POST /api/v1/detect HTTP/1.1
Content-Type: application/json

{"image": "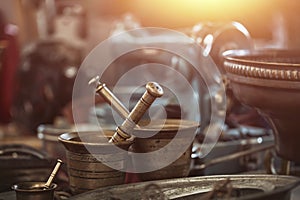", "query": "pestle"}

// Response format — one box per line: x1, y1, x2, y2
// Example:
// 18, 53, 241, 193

89, 76, 130, 121
44, 159, 63, 188
109, 82, 164, 143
